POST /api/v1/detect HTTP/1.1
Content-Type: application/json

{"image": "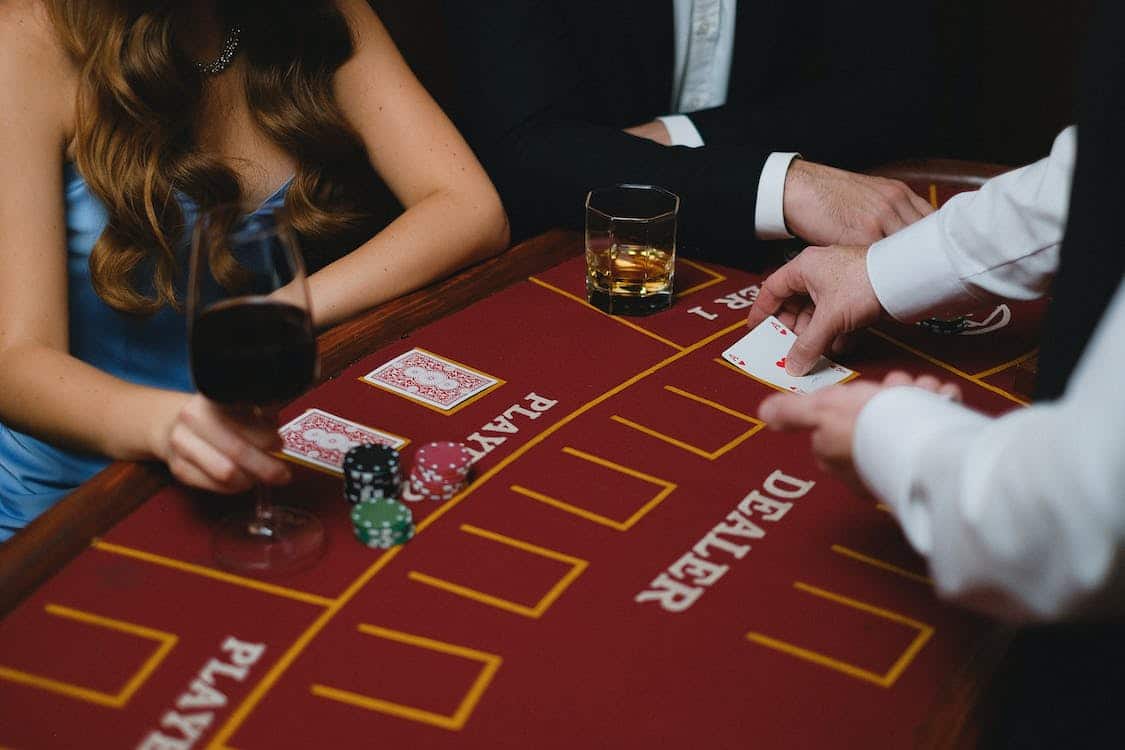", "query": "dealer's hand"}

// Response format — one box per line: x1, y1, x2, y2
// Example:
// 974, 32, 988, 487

758, 372, 962, 493
747, 244, 884, 375
783, 160, 934, 246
